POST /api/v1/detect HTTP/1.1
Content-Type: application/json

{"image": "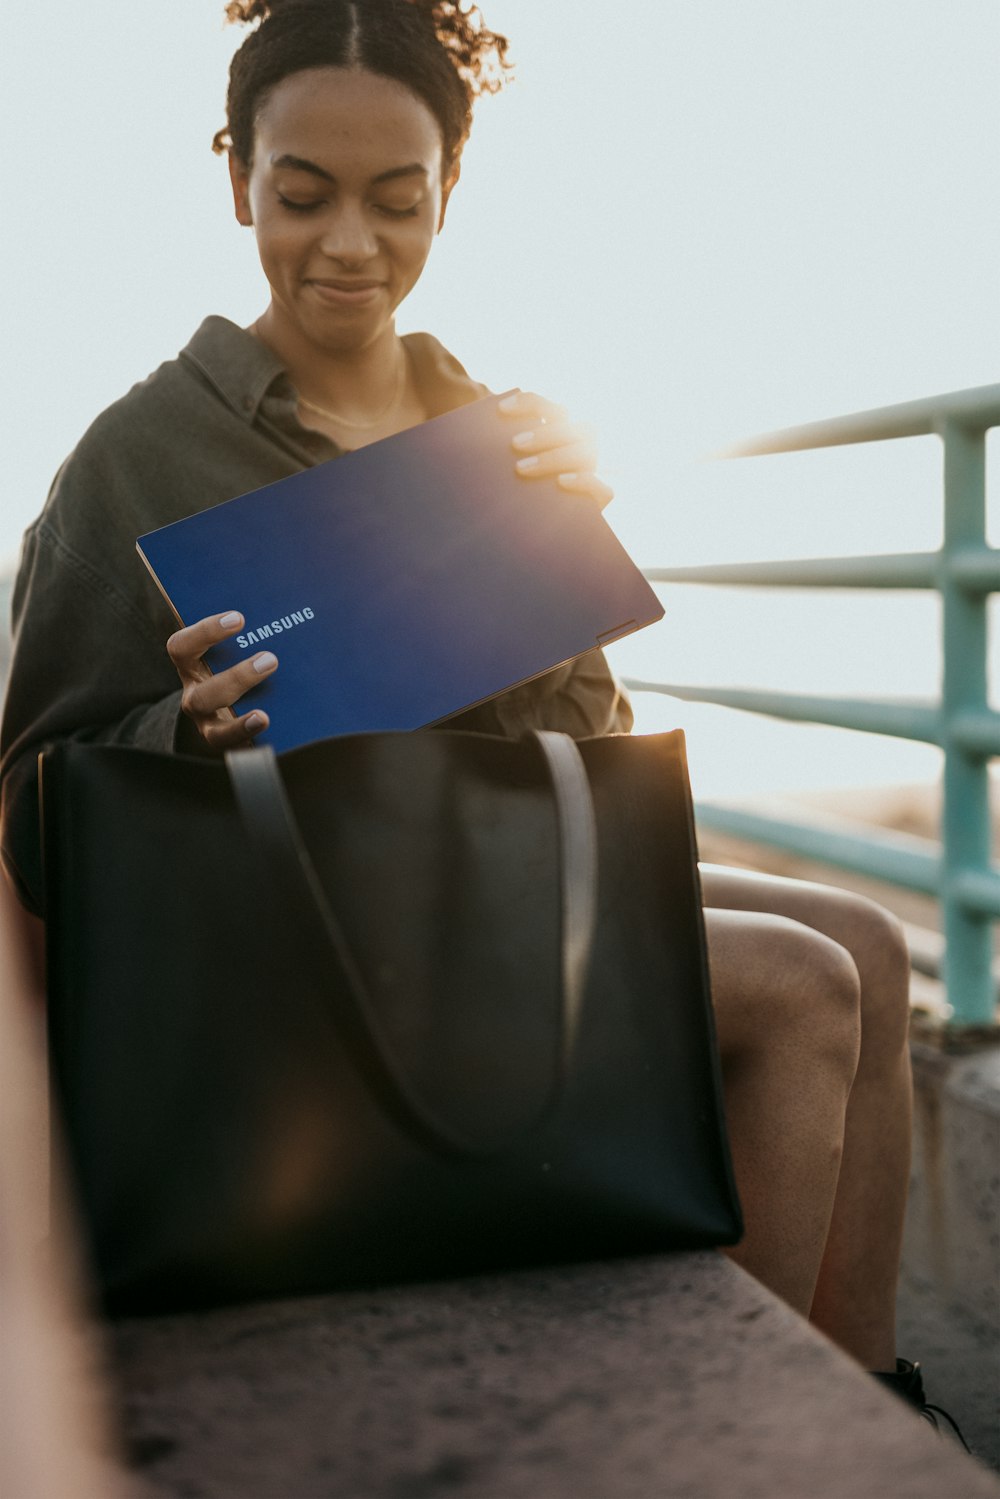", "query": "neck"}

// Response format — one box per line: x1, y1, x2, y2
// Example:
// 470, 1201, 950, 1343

252, 305, 403, 423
